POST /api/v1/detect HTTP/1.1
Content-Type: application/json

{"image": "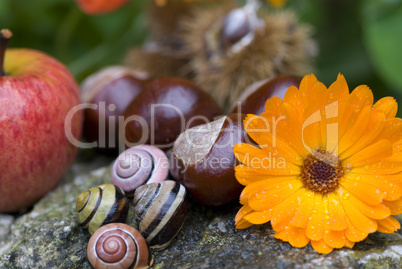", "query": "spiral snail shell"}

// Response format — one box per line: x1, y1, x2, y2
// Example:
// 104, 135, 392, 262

87, 223, 153, 269
132, 180, 190, 251
112, 145, 169, 197
76, 184, 129, 234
